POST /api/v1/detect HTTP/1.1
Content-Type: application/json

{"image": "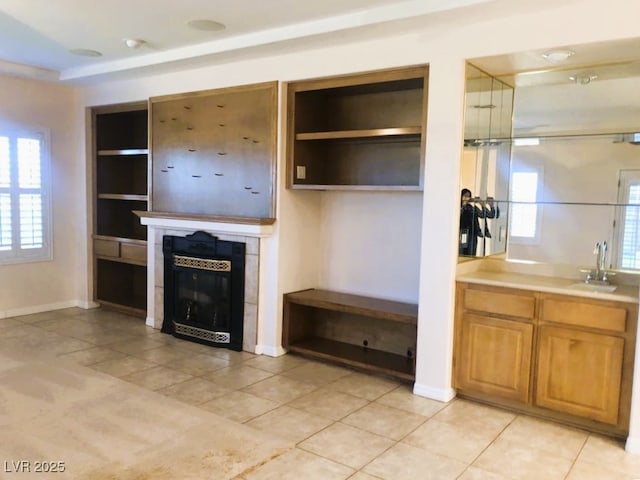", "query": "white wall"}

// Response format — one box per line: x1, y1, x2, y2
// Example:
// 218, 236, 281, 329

76, 0, 640, 448
318, 191, 423, 303
0, 75, 87, 316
